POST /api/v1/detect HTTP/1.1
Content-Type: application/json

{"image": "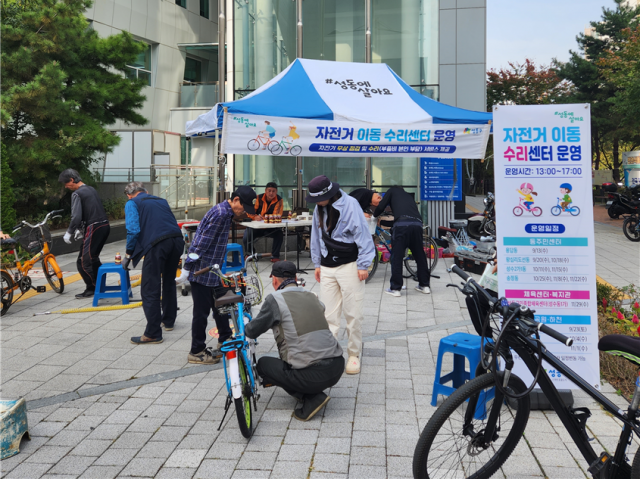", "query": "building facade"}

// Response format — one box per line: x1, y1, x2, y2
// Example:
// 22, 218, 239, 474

88, 0, 486, 214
